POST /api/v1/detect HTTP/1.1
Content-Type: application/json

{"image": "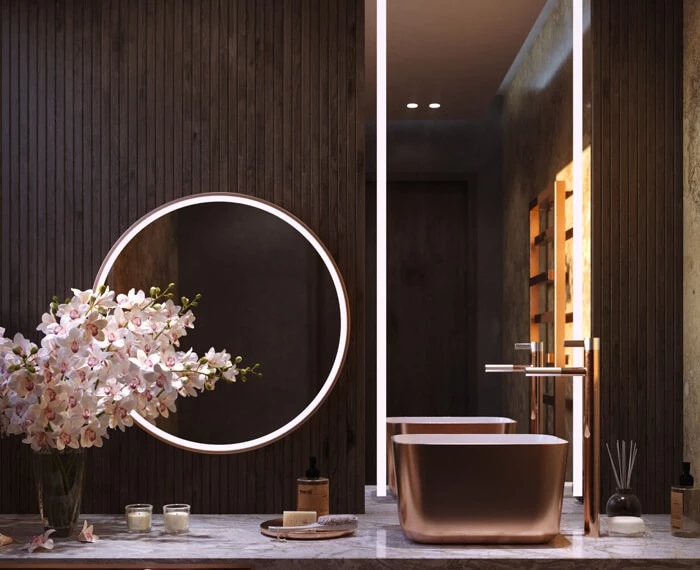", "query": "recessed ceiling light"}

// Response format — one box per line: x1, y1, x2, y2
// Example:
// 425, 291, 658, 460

406, 103, 418, 109
429, 103, 441, 109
